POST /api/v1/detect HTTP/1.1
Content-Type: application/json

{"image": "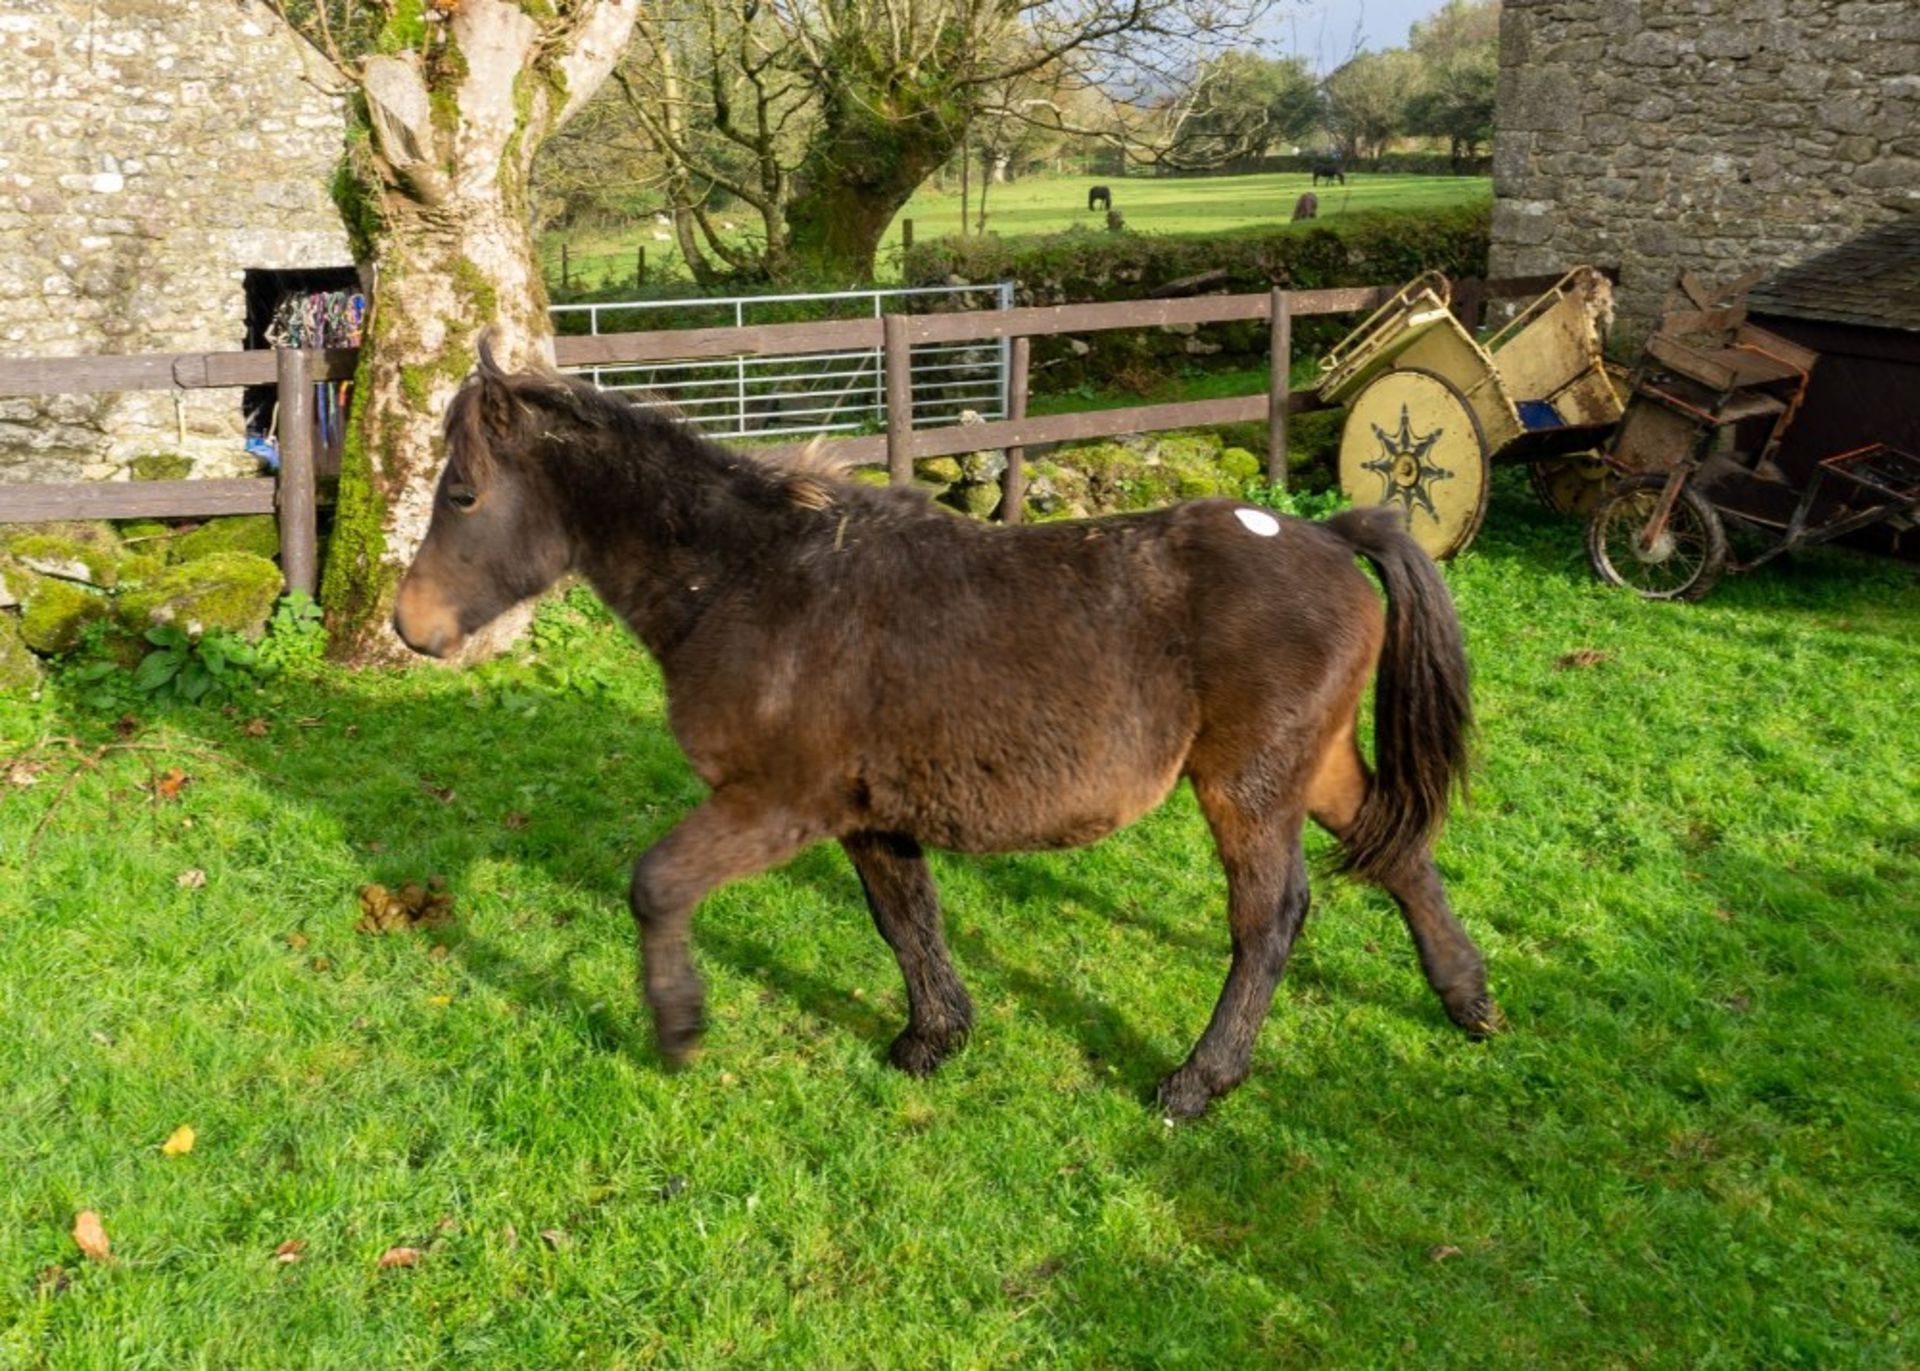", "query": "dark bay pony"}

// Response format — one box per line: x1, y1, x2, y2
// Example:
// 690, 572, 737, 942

395, 345, 1499, 1119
